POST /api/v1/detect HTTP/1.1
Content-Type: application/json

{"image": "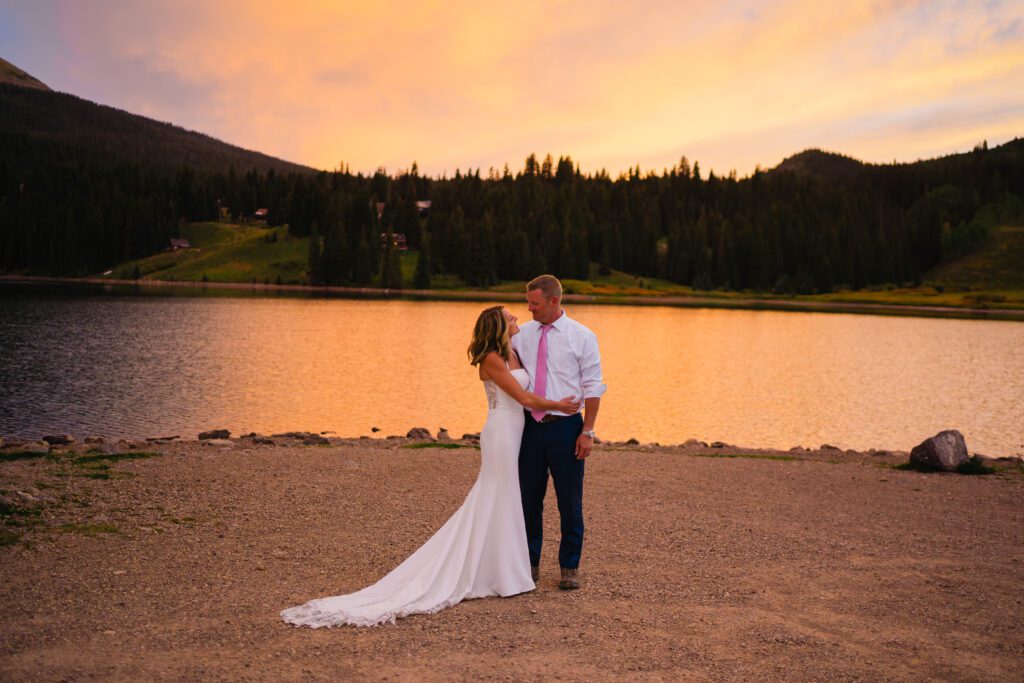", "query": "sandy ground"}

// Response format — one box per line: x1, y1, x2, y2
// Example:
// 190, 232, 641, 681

1, 436, 1022, 682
